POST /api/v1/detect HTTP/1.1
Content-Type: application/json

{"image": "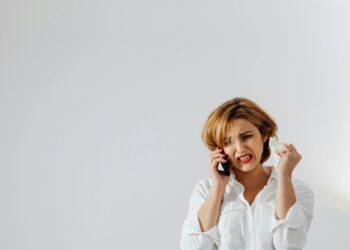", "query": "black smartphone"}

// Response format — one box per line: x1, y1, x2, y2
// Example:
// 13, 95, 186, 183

217, 147, 231, 176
